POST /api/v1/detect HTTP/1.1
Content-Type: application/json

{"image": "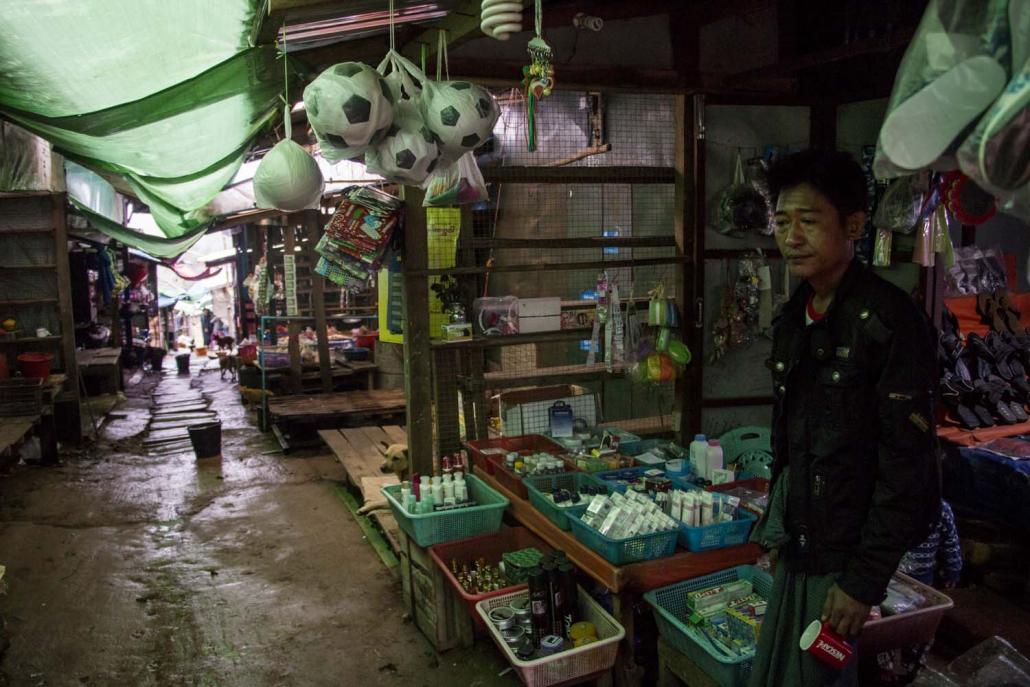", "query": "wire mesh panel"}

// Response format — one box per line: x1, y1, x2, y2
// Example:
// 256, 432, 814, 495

432, 90, 683, 452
